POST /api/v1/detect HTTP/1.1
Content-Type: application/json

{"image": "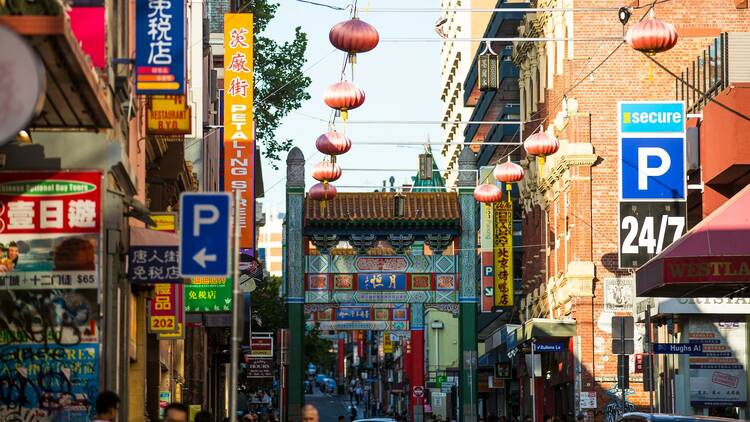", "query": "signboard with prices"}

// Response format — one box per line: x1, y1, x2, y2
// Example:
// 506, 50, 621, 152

493, 201, 513, 307
223, 13, 255, 250
688, 319, 747, 407
618, 101, 687, 269
0, 171, 102, 420
135, 0, 185, 94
